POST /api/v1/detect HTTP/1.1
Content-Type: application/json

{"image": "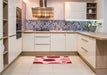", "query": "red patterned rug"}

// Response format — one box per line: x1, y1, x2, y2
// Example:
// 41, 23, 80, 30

33, 56, 72, 64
